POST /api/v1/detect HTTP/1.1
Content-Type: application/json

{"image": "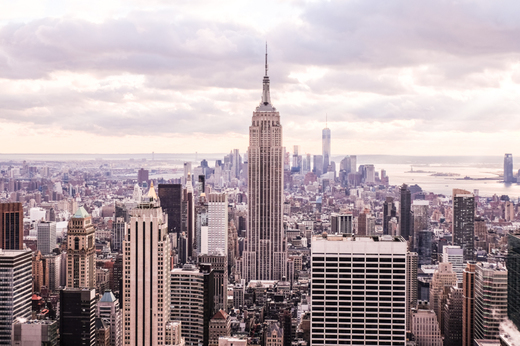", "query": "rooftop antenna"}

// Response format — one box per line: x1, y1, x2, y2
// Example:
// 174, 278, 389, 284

265, 42, 268, 76
326, 114, 328, 128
